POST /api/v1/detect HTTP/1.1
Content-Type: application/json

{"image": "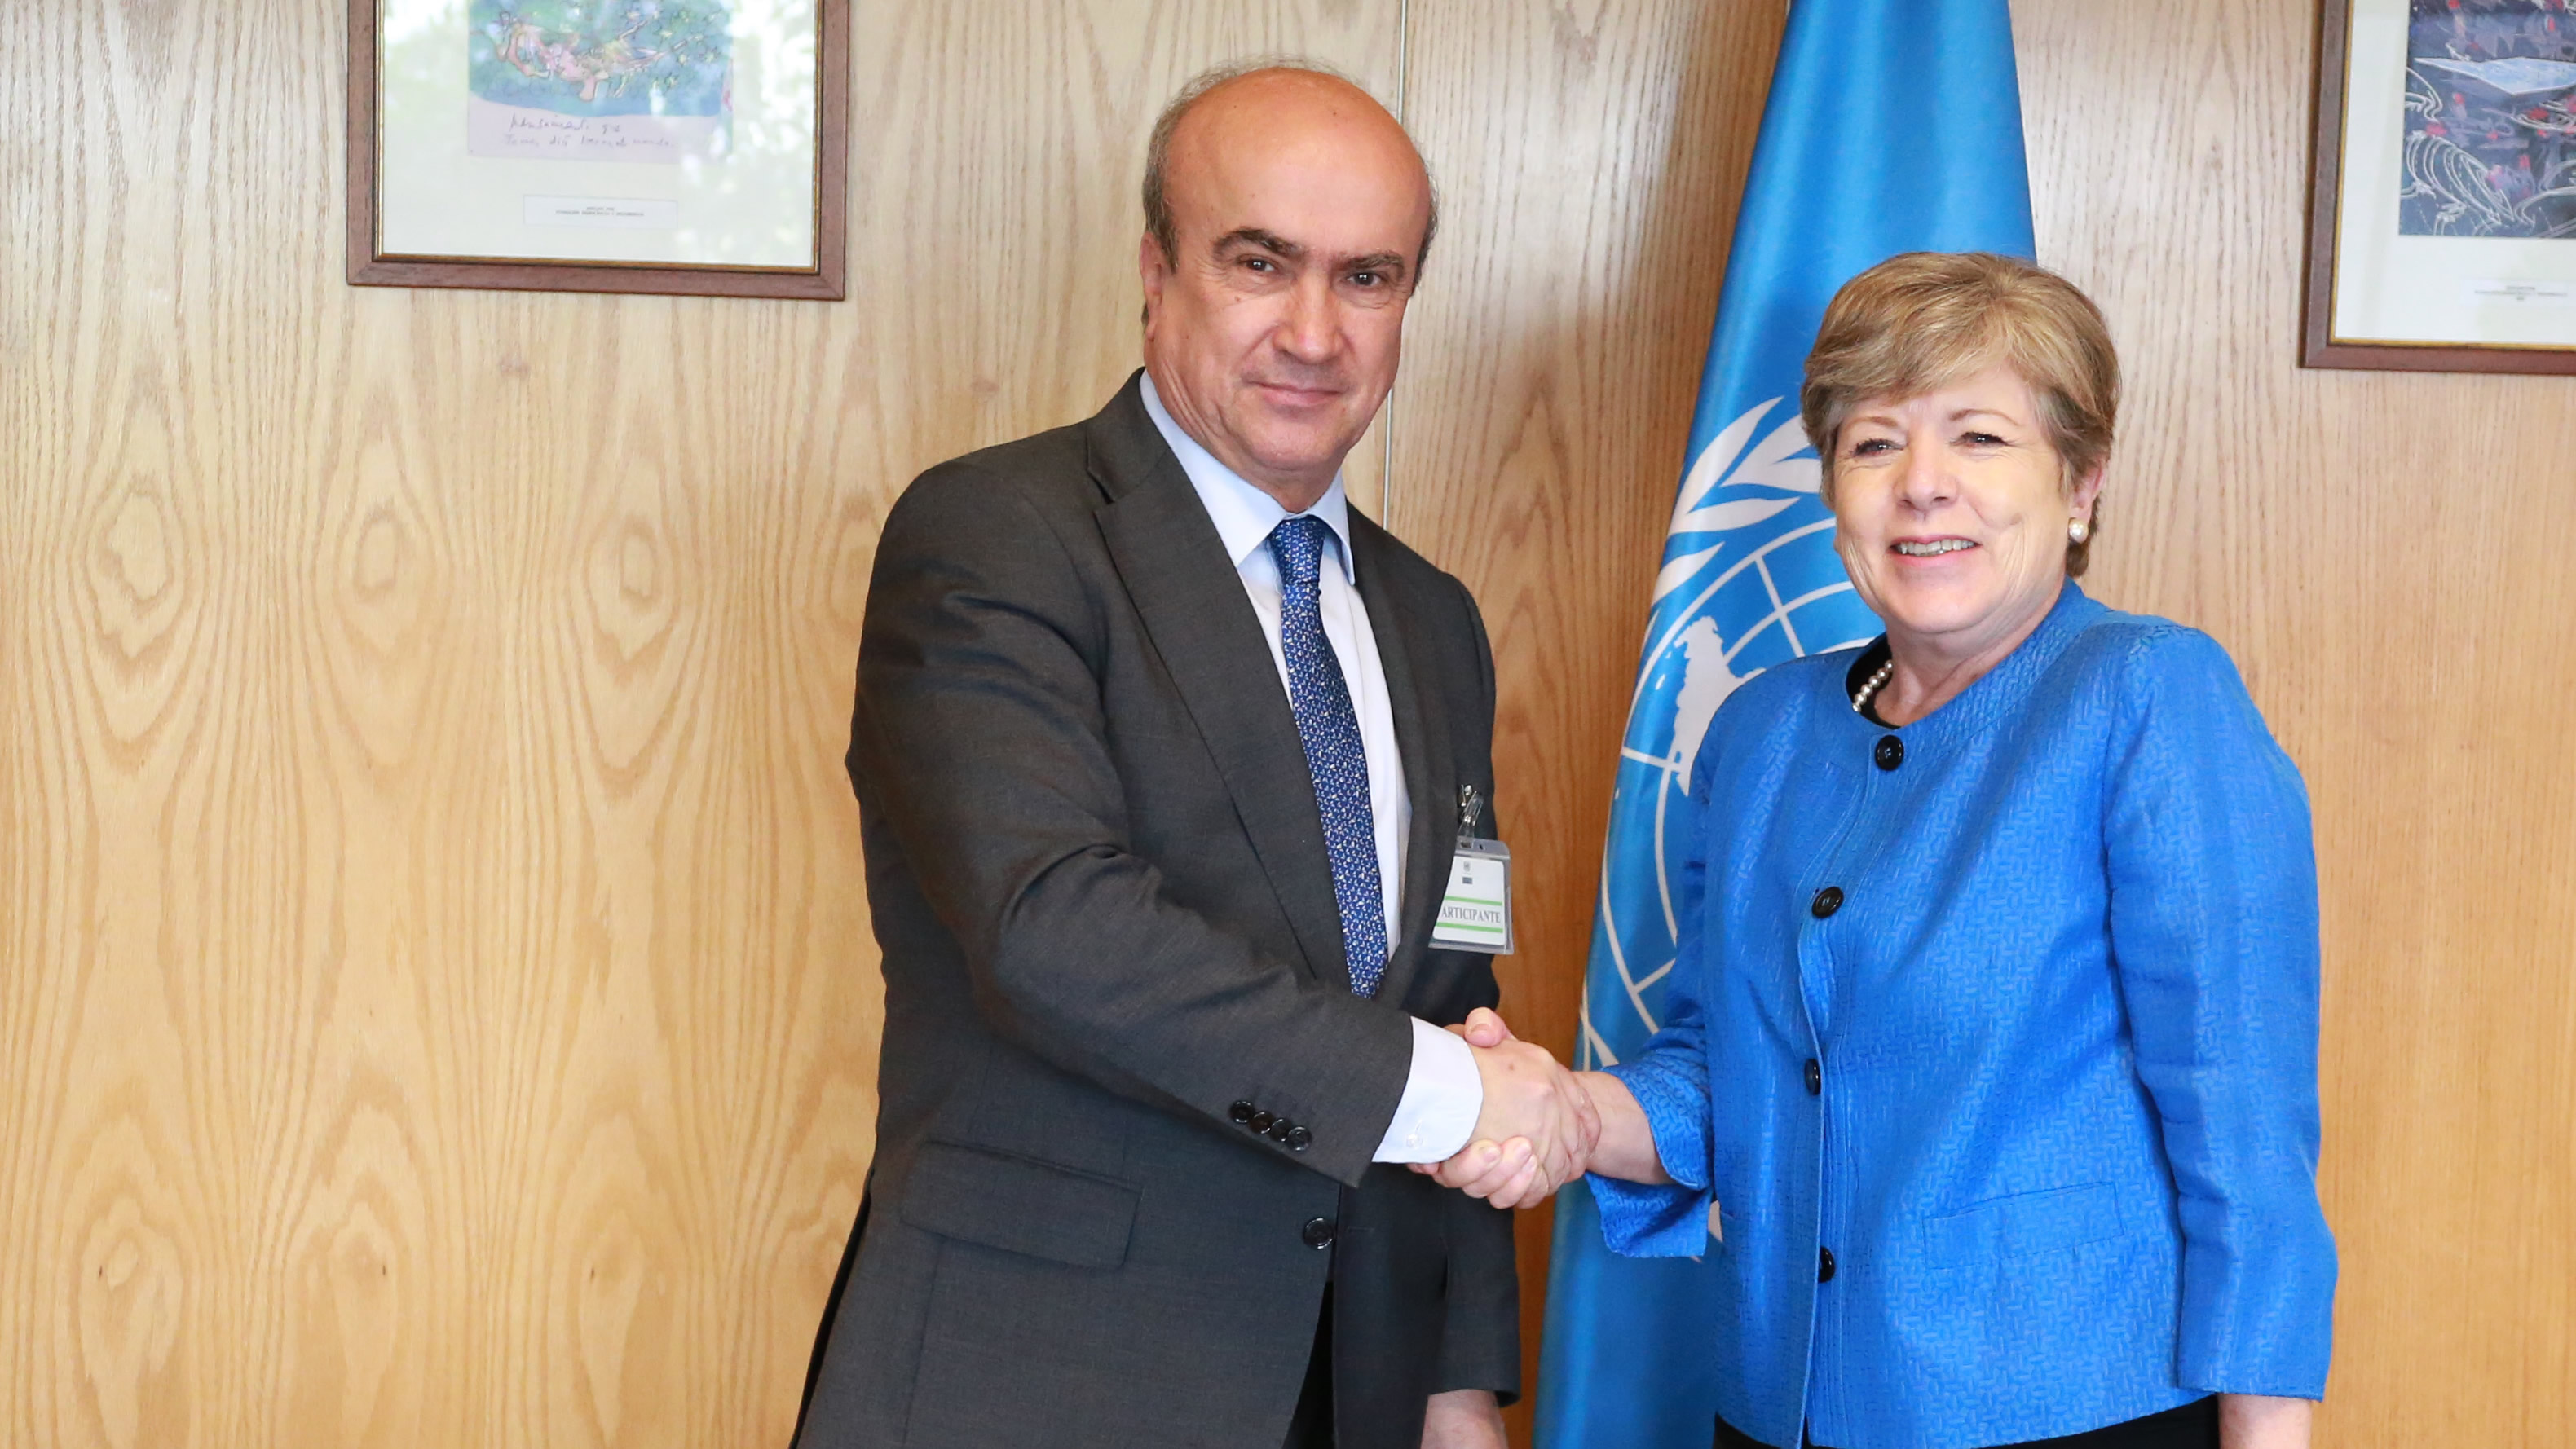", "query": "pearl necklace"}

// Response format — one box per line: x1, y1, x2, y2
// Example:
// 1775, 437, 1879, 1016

1851, 656, 1896, 716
